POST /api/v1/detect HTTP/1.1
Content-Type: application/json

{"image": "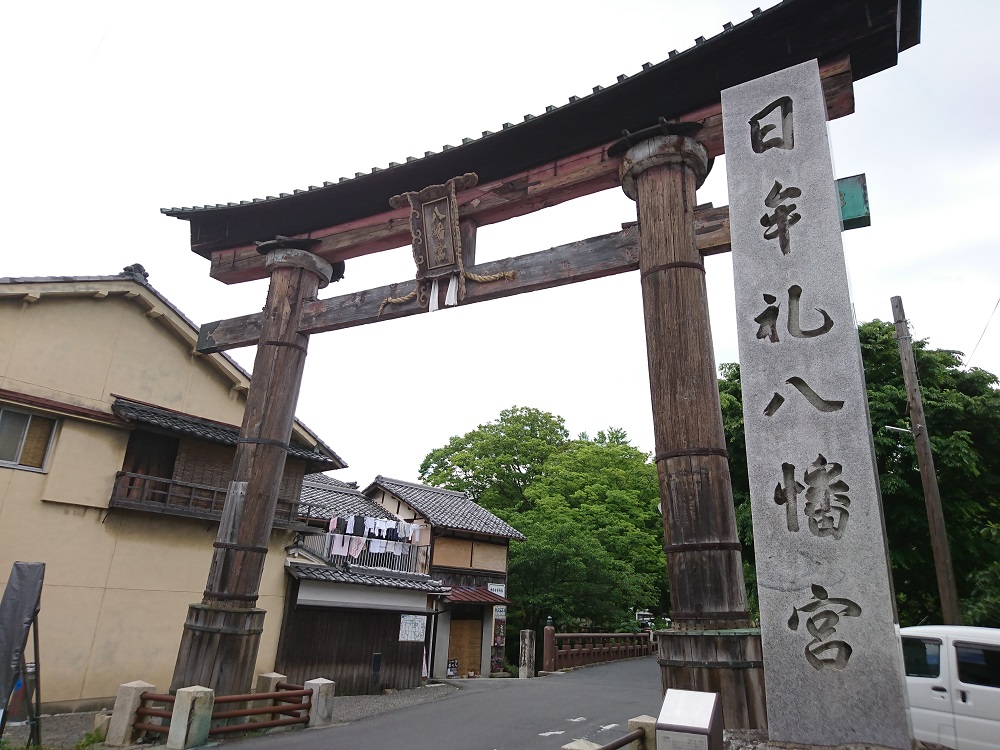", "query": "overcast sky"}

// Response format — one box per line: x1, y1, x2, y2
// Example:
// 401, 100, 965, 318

3, 1, 998, 485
